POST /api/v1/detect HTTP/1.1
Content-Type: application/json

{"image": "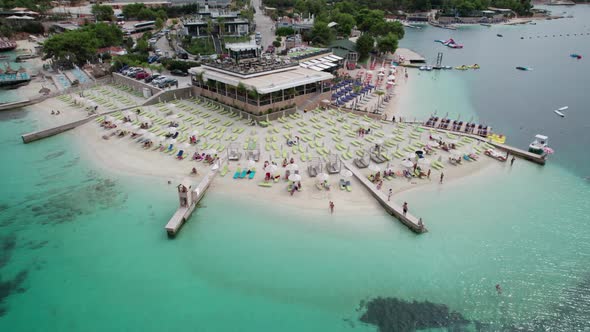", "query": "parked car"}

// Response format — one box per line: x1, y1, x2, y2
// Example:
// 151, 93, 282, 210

158, 78, 178, 88
170, 69, 188, 76
151, 75, 167, 85
144, 73, 160, 83
131, 70, 147, 78
135, 71, 150, 80
126, 68, 142, 77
